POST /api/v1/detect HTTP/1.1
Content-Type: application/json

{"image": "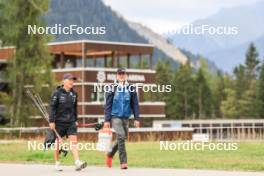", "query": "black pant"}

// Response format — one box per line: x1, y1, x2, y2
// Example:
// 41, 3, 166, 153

55, 122, 77, 138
